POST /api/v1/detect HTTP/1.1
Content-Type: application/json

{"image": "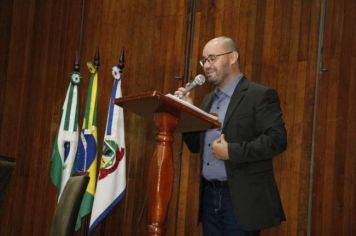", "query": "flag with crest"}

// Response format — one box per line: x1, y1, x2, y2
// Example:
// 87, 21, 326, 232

89, 57, 126, 233
50, 63, 81, 199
